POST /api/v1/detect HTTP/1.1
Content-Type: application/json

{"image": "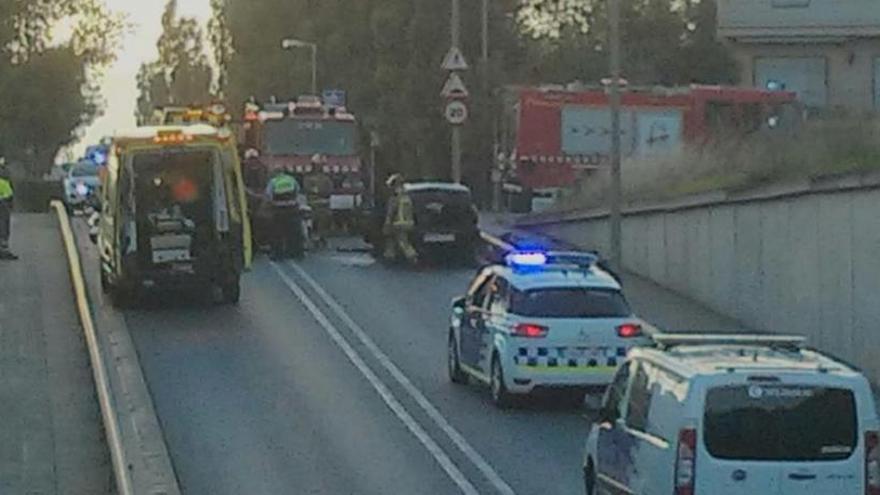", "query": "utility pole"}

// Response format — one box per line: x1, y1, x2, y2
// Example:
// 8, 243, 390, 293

608, 0, 623, 270
481, 0, 489, 93
482, 0, 498, 209
310, 43, 317, 95
370, 131, 380, 204
451, 0, 462, 183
